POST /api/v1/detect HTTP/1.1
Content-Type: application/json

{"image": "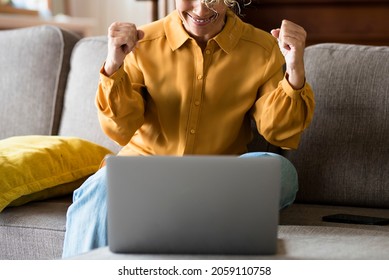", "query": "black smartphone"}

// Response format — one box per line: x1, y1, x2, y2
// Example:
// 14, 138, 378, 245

322, 213, 389, 225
